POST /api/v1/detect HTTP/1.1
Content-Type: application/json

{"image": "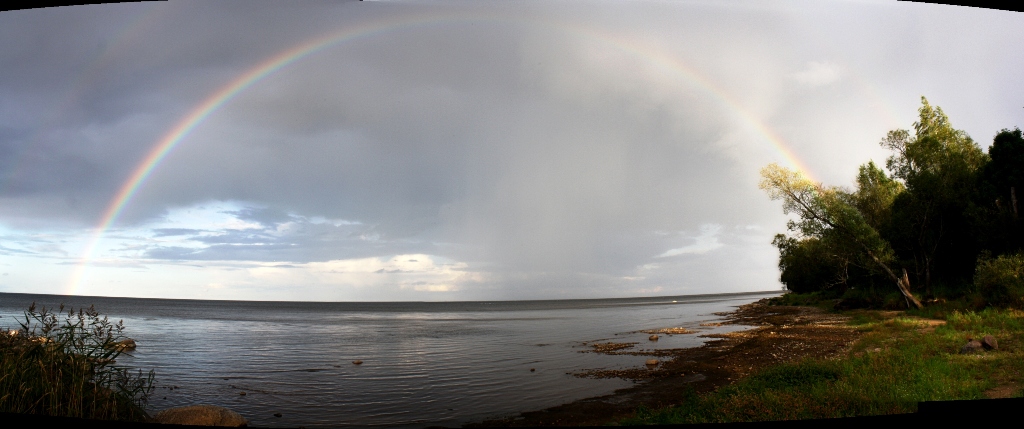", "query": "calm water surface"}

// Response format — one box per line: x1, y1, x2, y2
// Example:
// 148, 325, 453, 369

0, 291, 780, 428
